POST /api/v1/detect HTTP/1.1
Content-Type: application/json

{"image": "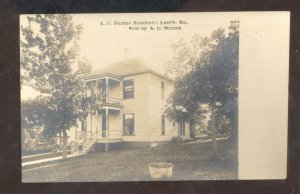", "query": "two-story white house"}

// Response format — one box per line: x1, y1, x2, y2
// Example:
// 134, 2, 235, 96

69, 58, 190, 153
